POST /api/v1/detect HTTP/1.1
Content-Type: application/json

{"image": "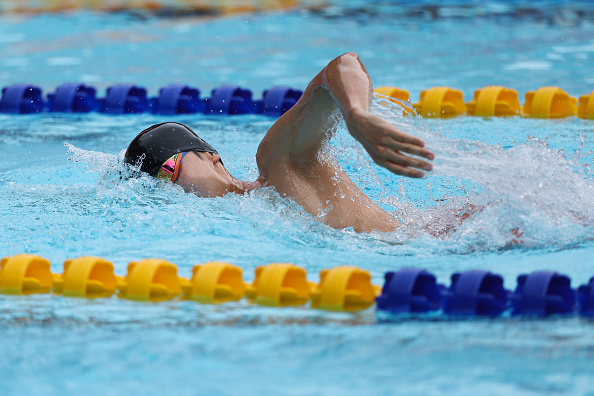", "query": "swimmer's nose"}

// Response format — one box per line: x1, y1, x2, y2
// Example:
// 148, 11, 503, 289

212, 153, 225, 167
